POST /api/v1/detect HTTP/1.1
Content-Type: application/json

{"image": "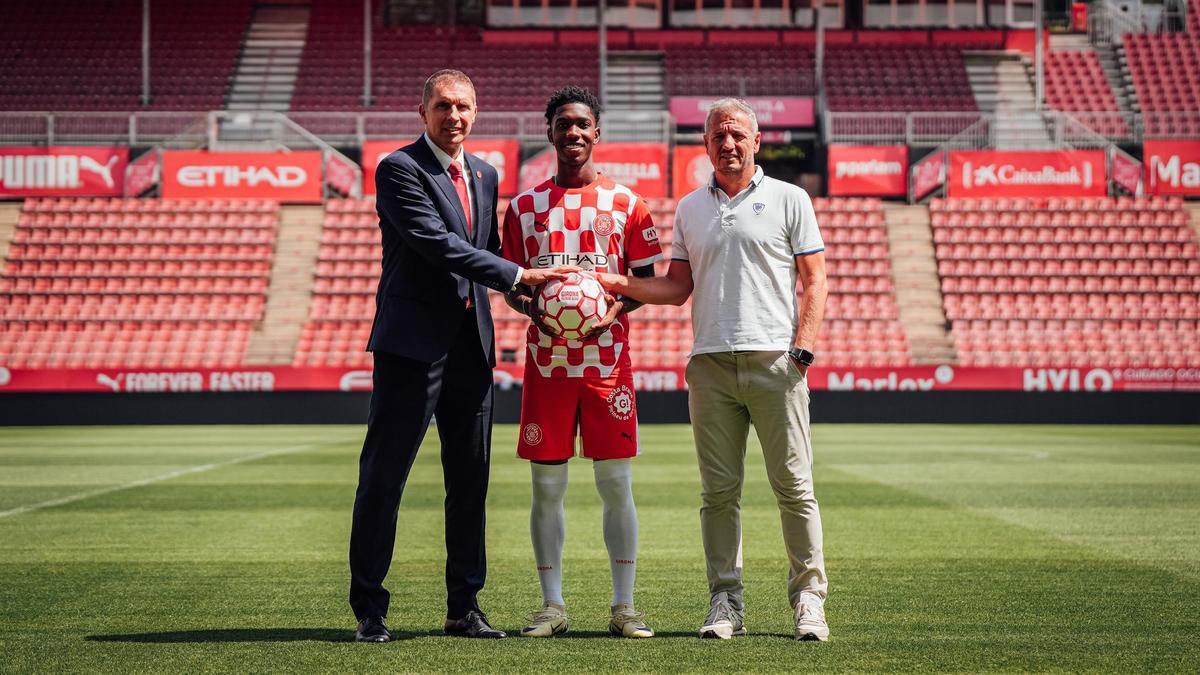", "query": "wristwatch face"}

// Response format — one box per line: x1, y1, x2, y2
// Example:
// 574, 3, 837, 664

791, 348, 815, 366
